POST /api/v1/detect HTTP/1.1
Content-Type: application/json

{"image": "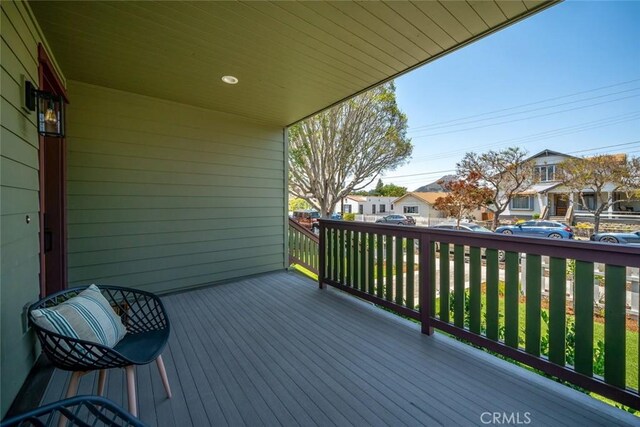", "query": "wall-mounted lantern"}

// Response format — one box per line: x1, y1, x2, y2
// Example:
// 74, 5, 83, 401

24, 80, 65, 138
